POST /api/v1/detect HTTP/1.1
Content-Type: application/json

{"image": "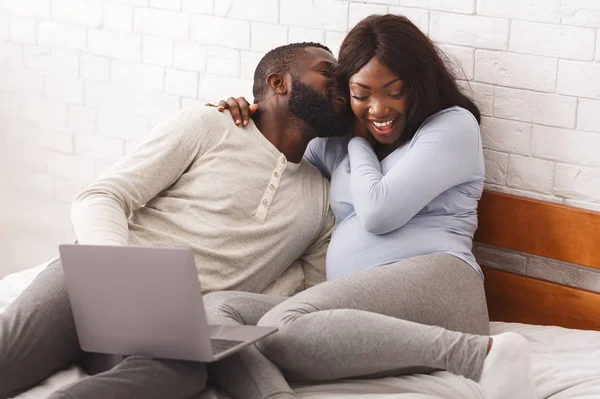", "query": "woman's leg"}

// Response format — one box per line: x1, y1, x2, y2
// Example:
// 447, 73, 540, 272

257, 254, 490, 381
203, 291, 295, 399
